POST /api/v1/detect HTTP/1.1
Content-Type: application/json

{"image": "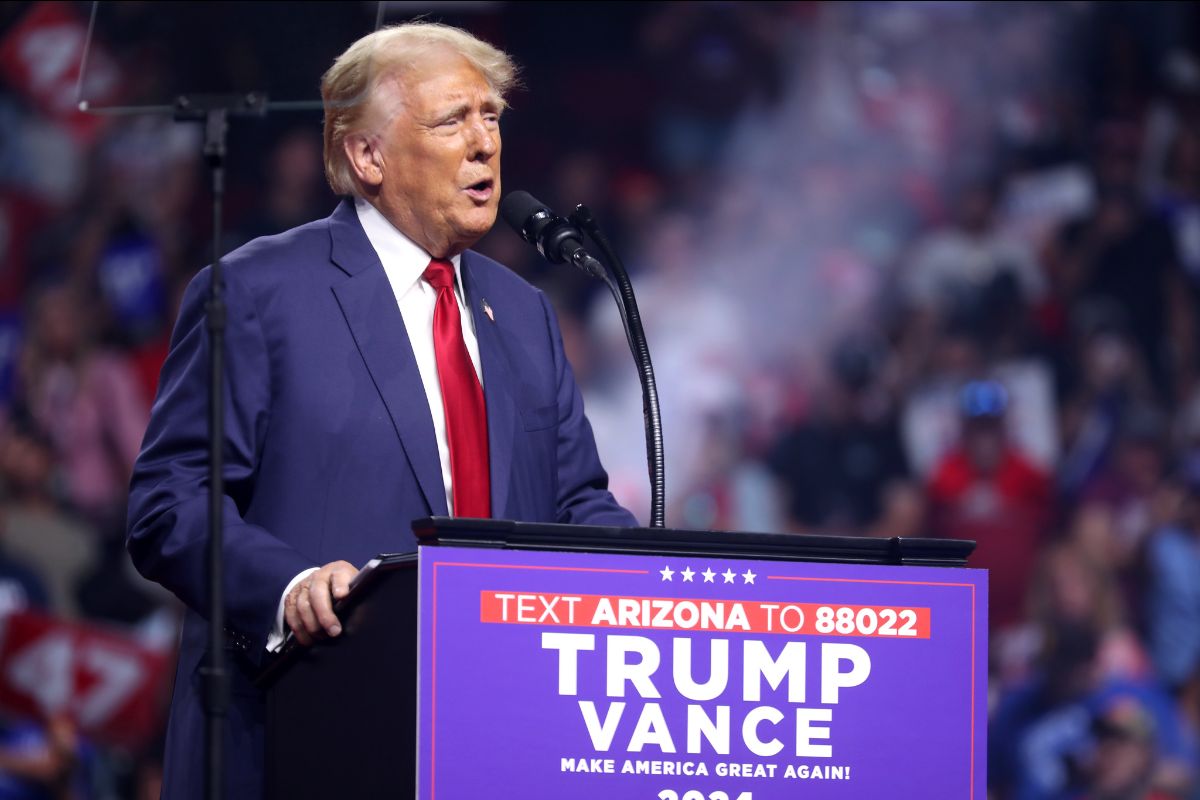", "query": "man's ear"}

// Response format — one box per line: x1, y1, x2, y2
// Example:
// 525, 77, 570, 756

344, 133, 384, 191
